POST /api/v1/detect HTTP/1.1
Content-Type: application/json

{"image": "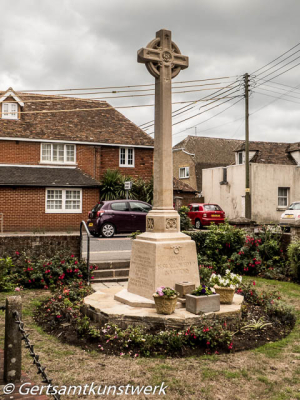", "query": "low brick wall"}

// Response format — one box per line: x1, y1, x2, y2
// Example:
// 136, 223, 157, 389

0, 233, 80, 259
